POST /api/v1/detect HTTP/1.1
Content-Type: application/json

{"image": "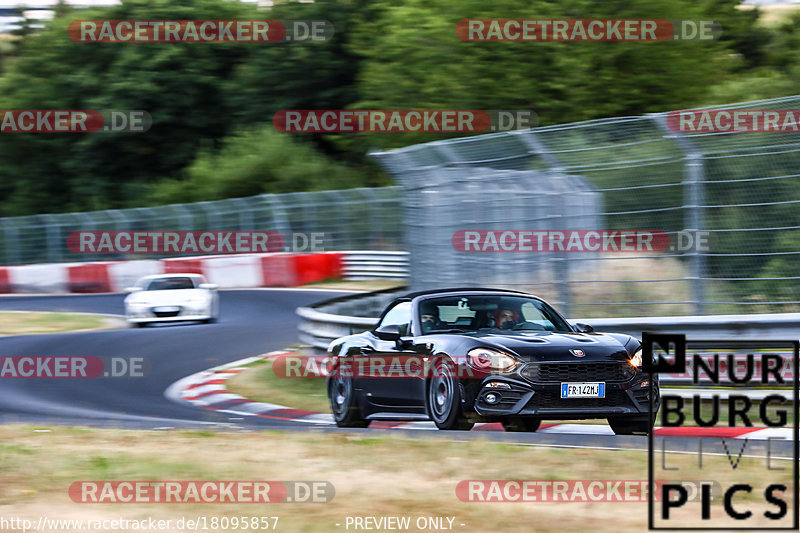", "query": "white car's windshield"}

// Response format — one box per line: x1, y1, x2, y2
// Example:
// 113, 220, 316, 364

418, 294, 572, 334
146, 277, 196, 291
